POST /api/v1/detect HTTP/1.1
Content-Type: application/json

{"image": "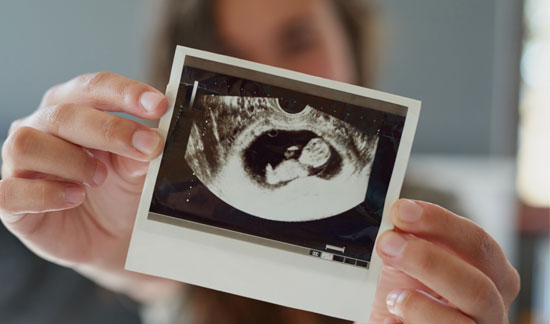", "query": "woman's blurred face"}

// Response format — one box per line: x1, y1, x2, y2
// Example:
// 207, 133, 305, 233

214, 0, 357, 84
